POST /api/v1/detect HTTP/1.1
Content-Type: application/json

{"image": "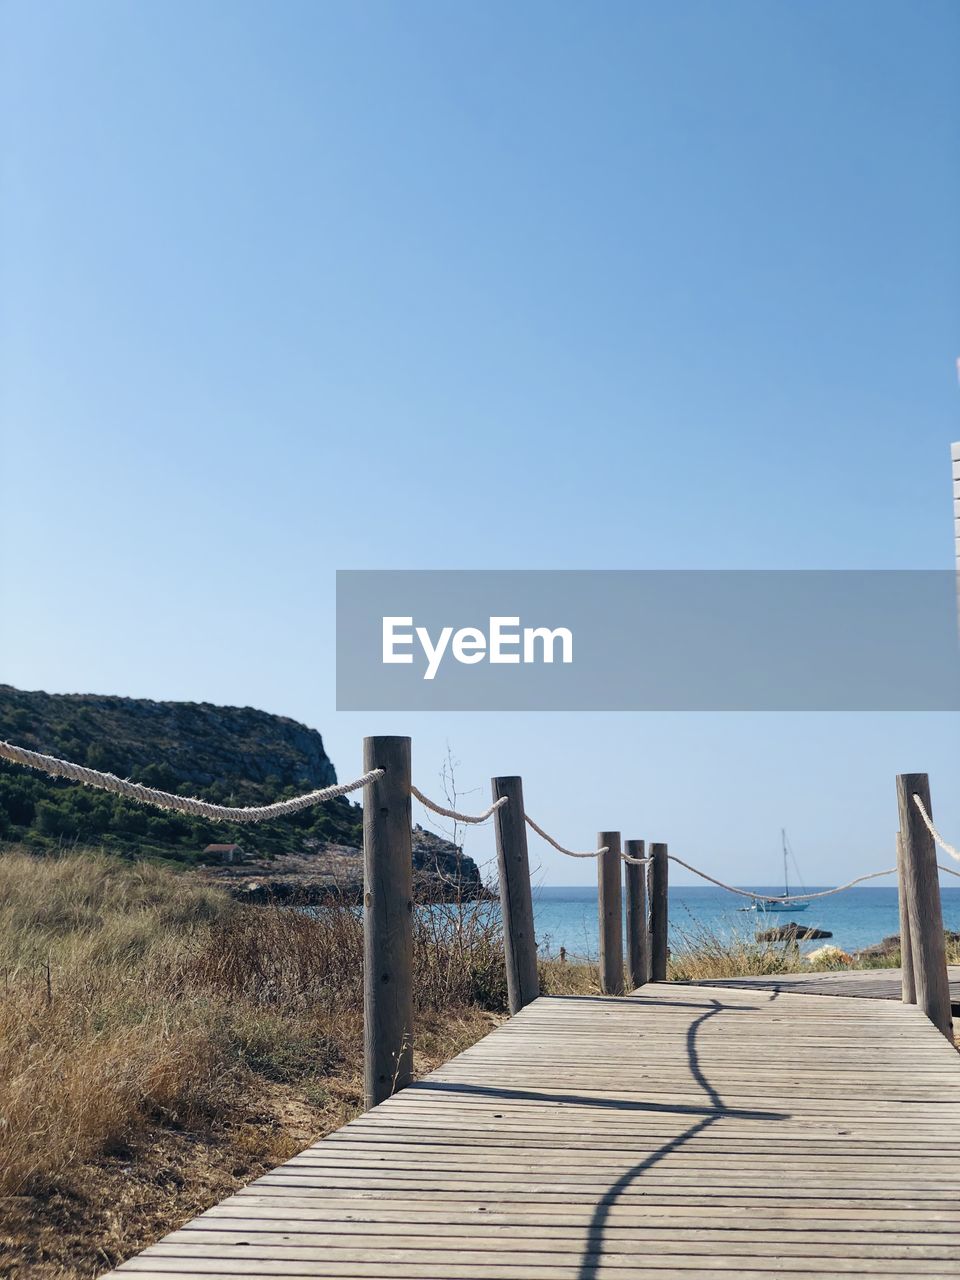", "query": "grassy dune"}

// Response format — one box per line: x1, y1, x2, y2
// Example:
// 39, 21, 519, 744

0, 849, 548, 1278
2, 849, 952, 1278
